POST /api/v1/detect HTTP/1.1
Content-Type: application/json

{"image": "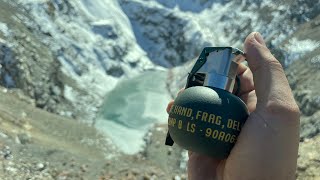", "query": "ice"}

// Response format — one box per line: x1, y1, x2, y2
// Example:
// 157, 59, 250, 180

8, 0, 319, 154
96, 70, 170, 154
95, 119, 147, 154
